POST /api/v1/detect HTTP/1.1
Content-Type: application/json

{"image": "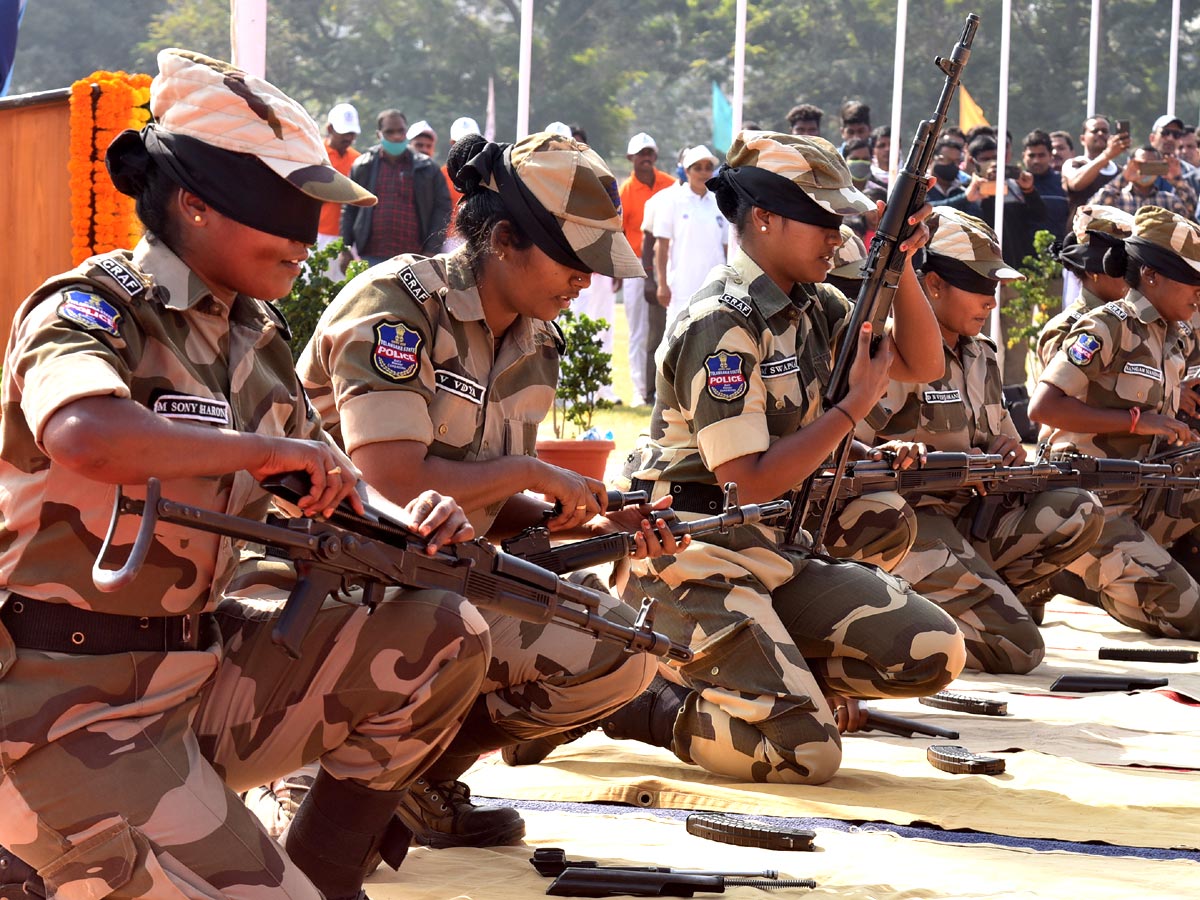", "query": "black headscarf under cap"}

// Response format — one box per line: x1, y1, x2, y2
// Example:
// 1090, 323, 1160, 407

1126, 237, 1200, 286
707, 166, 843, 230
1053, 231, 1124, 277
917, 251, 1000, 295
106, 125, 322, 245
454, 139, 591, 272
